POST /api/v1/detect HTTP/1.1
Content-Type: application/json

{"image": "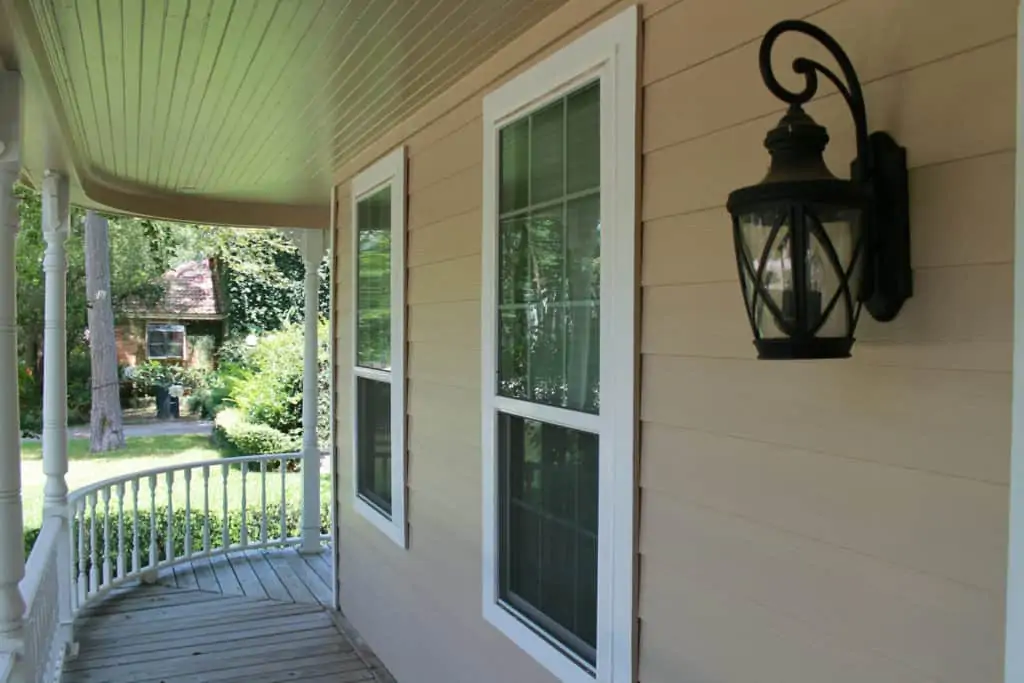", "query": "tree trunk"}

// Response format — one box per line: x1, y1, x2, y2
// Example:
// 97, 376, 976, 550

84, 210, 125, 452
